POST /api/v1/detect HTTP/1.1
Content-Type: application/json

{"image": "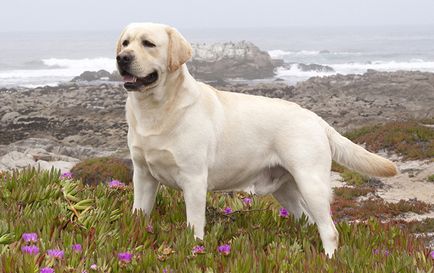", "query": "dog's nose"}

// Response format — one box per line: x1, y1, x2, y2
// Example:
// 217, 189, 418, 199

116, 53, 134, 67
